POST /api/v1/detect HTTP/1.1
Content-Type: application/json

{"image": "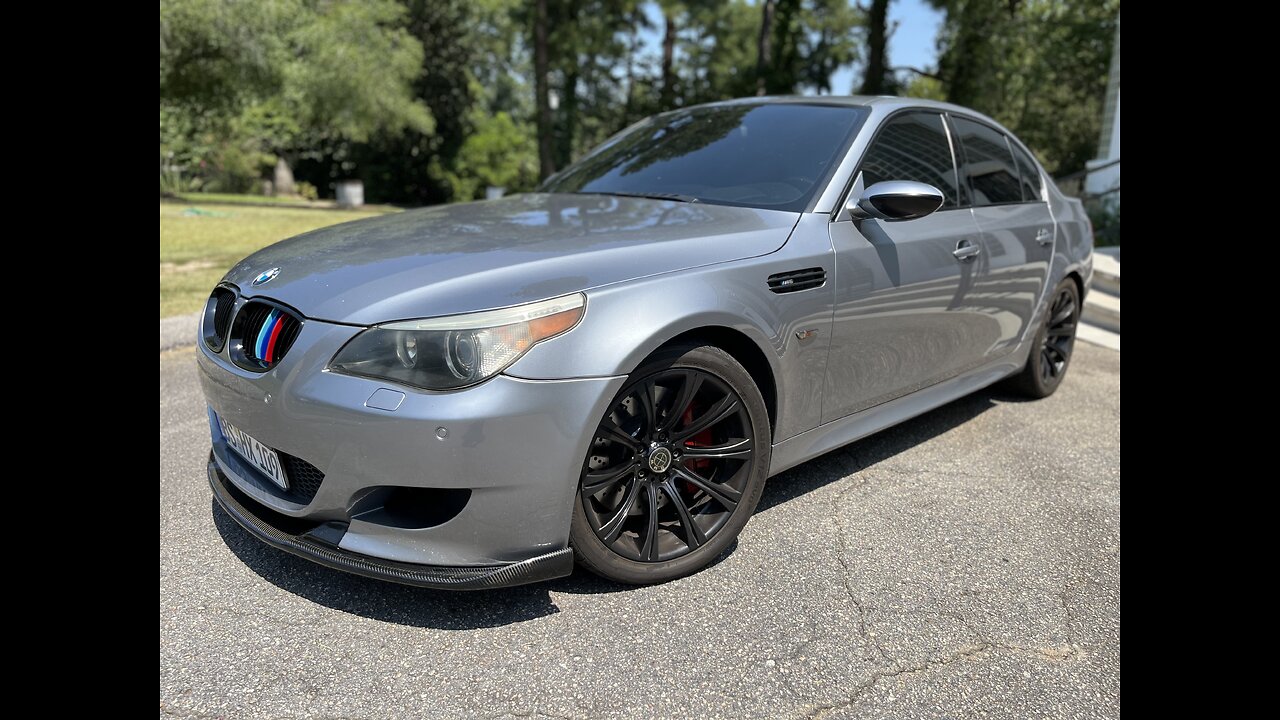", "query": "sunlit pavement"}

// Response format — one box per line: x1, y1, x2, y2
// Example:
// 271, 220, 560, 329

161, 343, 1119, 720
